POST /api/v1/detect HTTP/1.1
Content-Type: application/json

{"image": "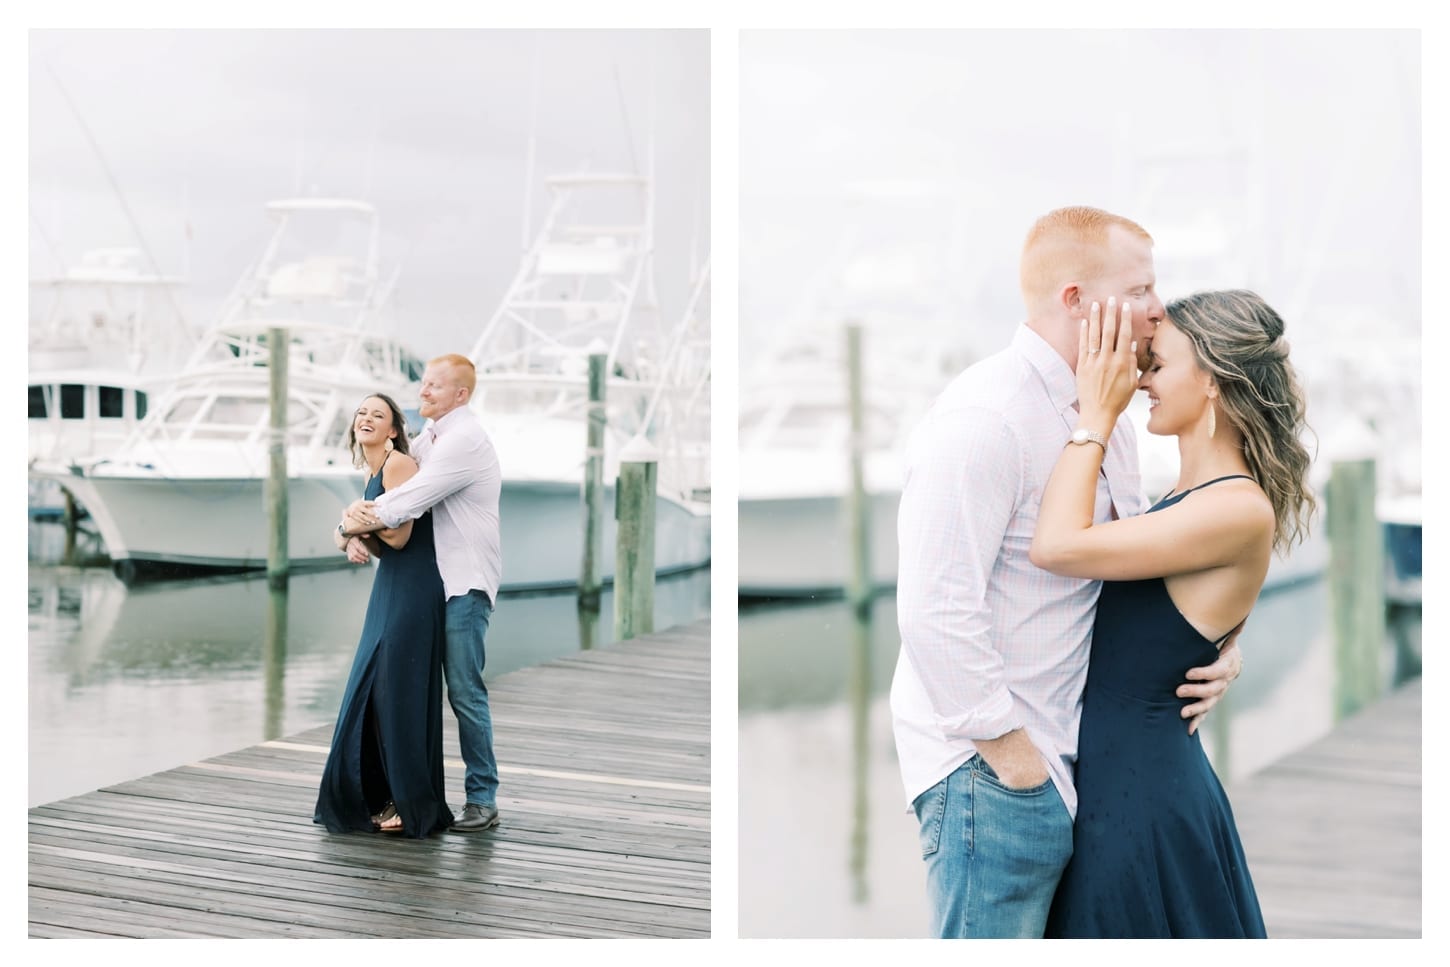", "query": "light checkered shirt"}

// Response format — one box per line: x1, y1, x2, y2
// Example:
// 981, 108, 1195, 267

890, 325, 1146, 819
372, 405, 503, 605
